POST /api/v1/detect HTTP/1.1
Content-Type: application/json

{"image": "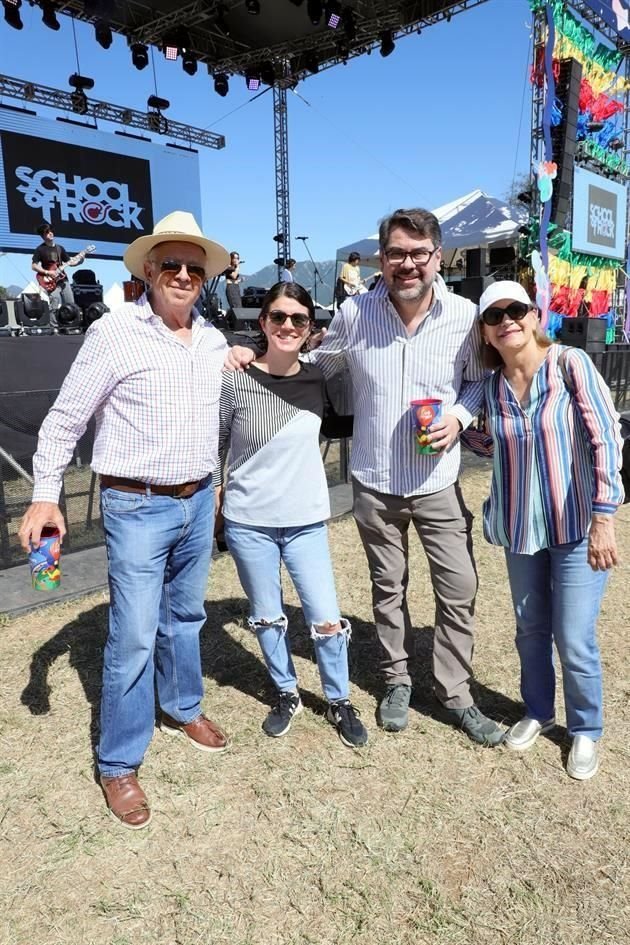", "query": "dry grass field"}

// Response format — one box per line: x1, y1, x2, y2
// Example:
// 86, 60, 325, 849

1, 459, 629, 945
